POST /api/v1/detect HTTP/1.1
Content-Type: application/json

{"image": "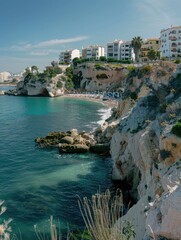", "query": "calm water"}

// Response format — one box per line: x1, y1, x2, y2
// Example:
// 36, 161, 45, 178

0, 86, 113, 239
